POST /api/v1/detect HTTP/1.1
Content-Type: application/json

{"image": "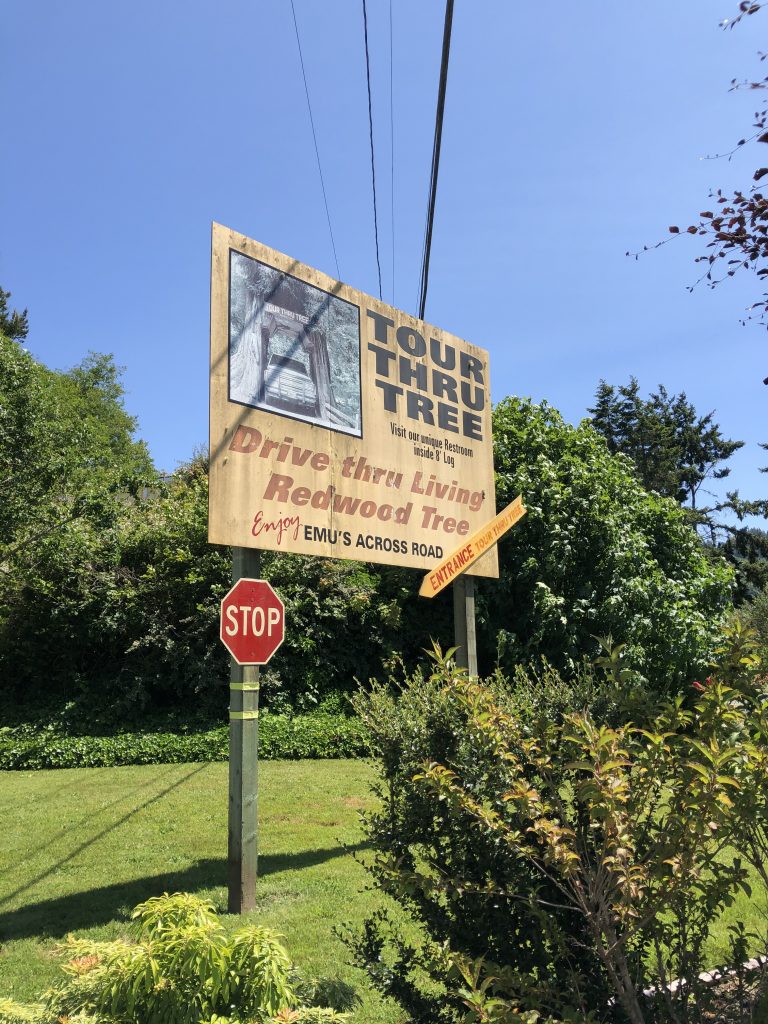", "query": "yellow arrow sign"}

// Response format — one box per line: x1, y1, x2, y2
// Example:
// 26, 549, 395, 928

419, 495, 527, 598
